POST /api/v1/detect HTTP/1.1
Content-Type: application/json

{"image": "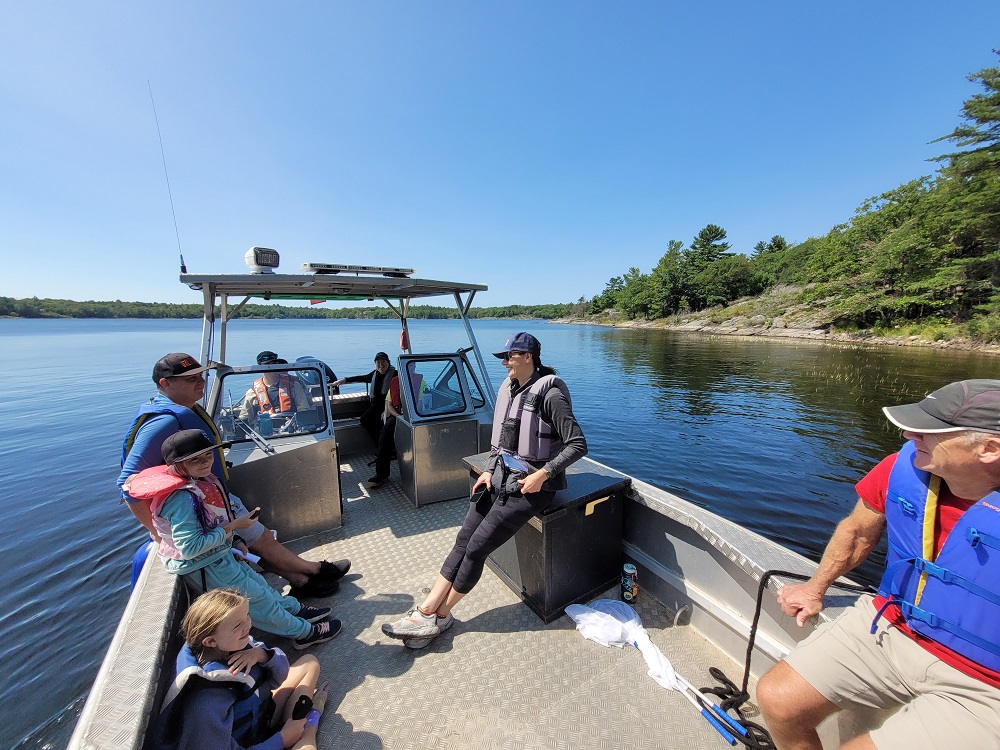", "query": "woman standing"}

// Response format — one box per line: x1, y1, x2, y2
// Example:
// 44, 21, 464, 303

381, 332, 587, 647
